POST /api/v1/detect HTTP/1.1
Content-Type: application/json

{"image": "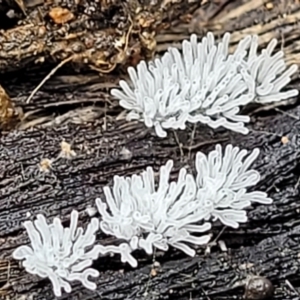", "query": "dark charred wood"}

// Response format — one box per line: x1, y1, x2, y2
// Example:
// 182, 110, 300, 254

1, 0, 300, 299
0, 101, 300, 299
8, 226, 300, 300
